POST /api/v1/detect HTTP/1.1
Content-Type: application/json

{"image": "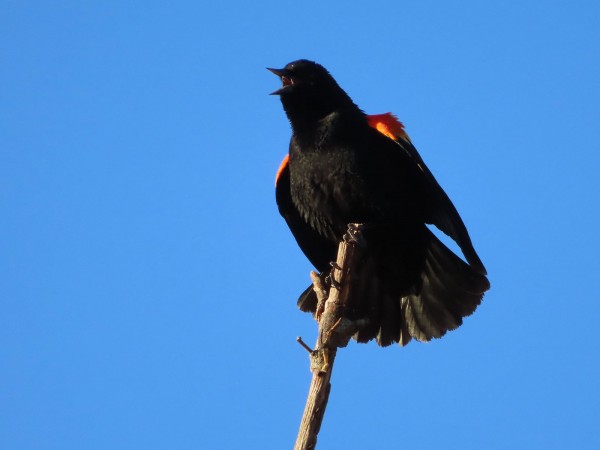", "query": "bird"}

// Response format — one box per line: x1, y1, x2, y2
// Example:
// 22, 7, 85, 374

269, 59, 489, 347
